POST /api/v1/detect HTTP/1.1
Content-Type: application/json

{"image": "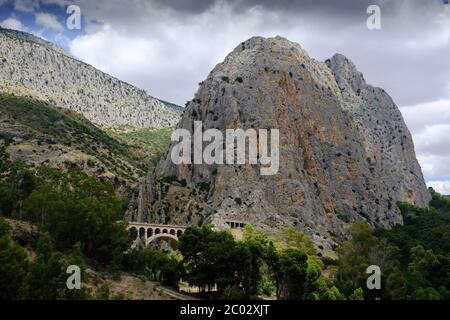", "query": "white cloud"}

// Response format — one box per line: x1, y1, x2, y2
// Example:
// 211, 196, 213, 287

400, 99, 450, 180
414, 124, 450, 157
35, 12, 64, 32
0, 17, 27, 32
41, 0, 72, 6
14, 0, 39, 13
400, 100, 450, 133
69, 2, 289, 105
427, 180, 450, 195
70, 25, 155, 74
418, 153, 450, 178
